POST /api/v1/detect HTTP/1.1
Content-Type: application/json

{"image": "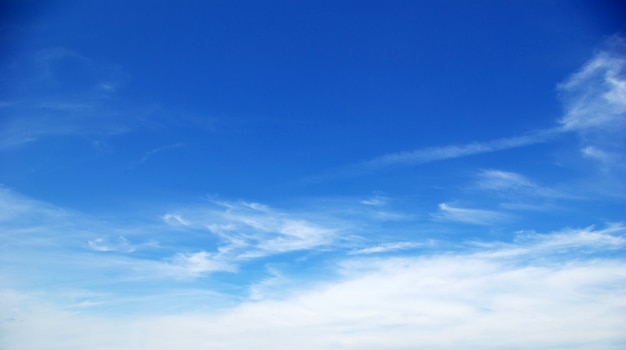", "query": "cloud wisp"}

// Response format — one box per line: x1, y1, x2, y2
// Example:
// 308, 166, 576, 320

300, 128, 559, 184
348, 241, 425, 255
161, 199, 340, 260
363, 129, 559, 170
473, 169, 570, 200
432, 202, 510, 225
557, 35, 626, 184
558, 36, 626, 133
